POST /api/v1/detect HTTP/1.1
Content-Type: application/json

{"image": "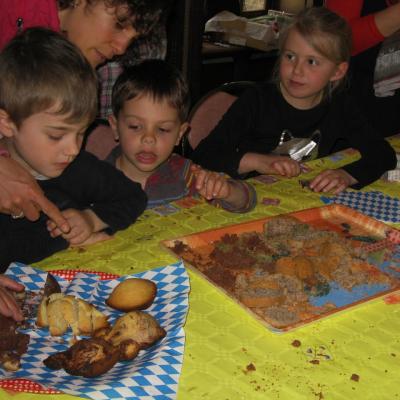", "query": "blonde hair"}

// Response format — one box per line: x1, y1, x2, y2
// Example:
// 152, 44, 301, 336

275, 7, 352, 96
